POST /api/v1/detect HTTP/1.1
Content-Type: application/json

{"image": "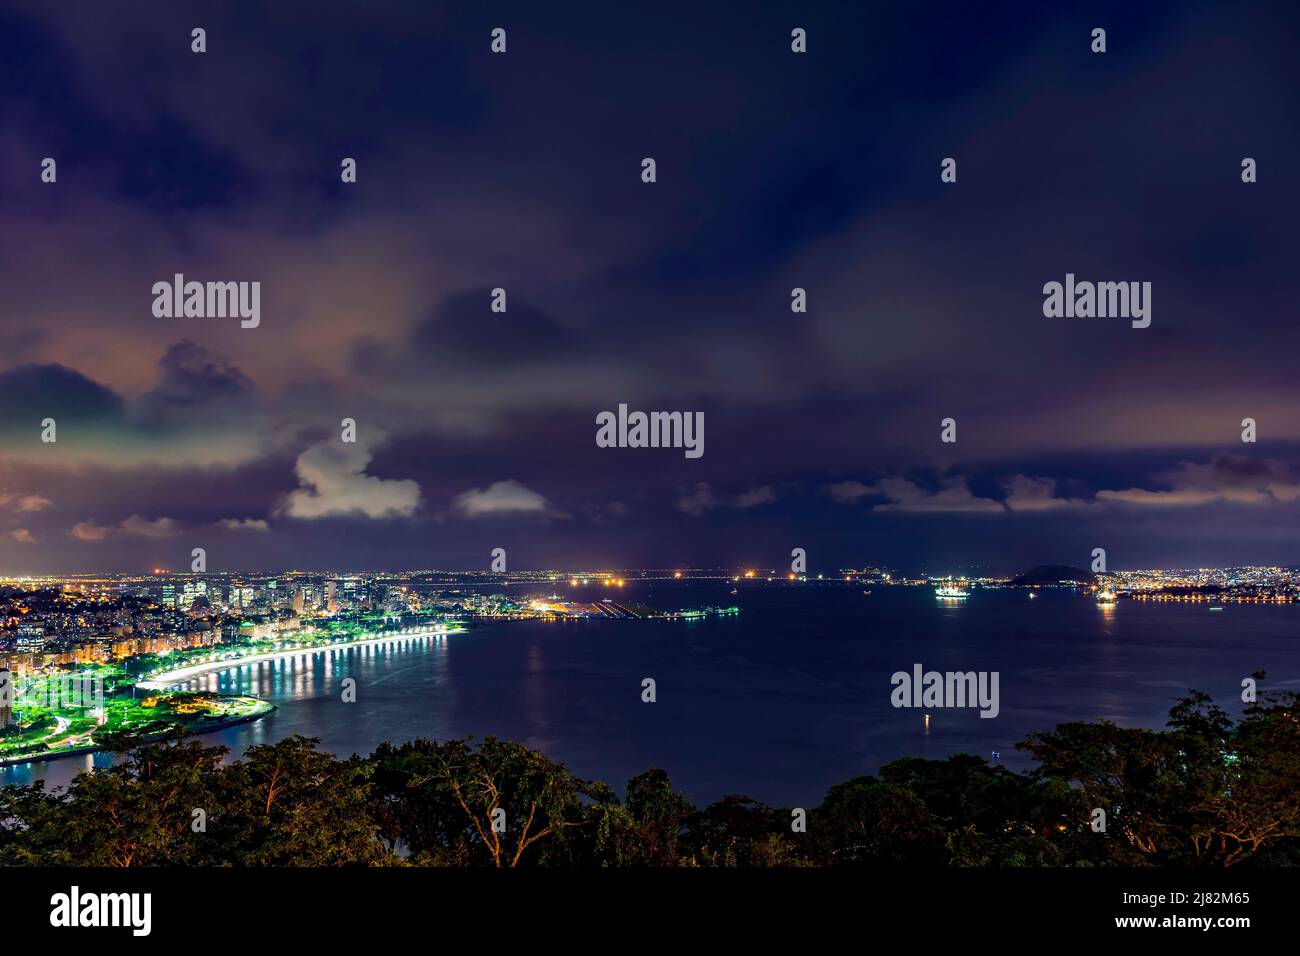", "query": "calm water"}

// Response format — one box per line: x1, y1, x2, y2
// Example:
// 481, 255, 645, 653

5, 582, 1298, 805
